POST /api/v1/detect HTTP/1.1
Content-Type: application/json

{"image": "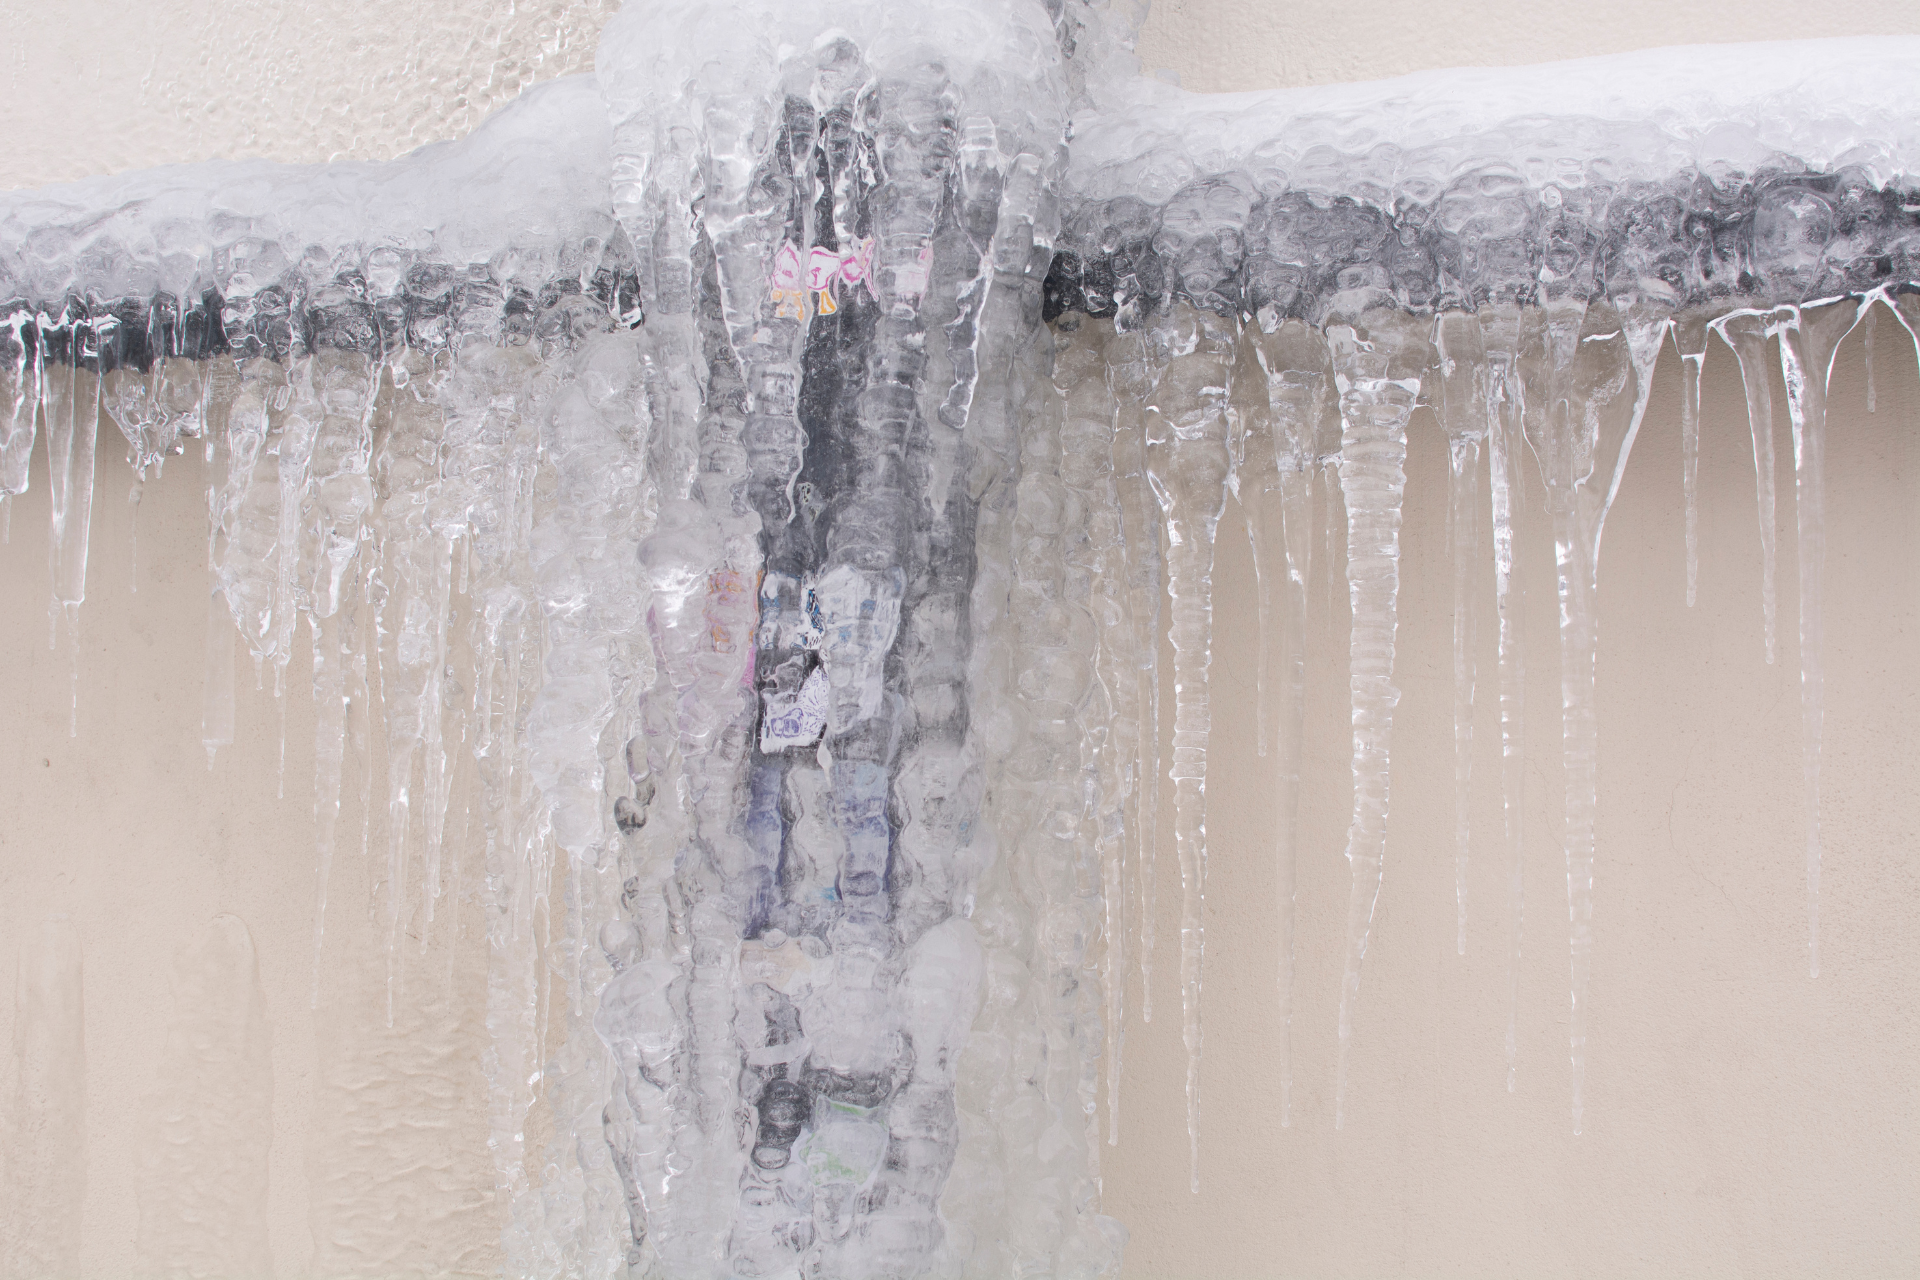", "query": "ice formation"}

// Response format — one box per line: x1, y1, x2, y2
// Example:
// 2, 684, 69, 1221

5, 0, 1920, 1268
